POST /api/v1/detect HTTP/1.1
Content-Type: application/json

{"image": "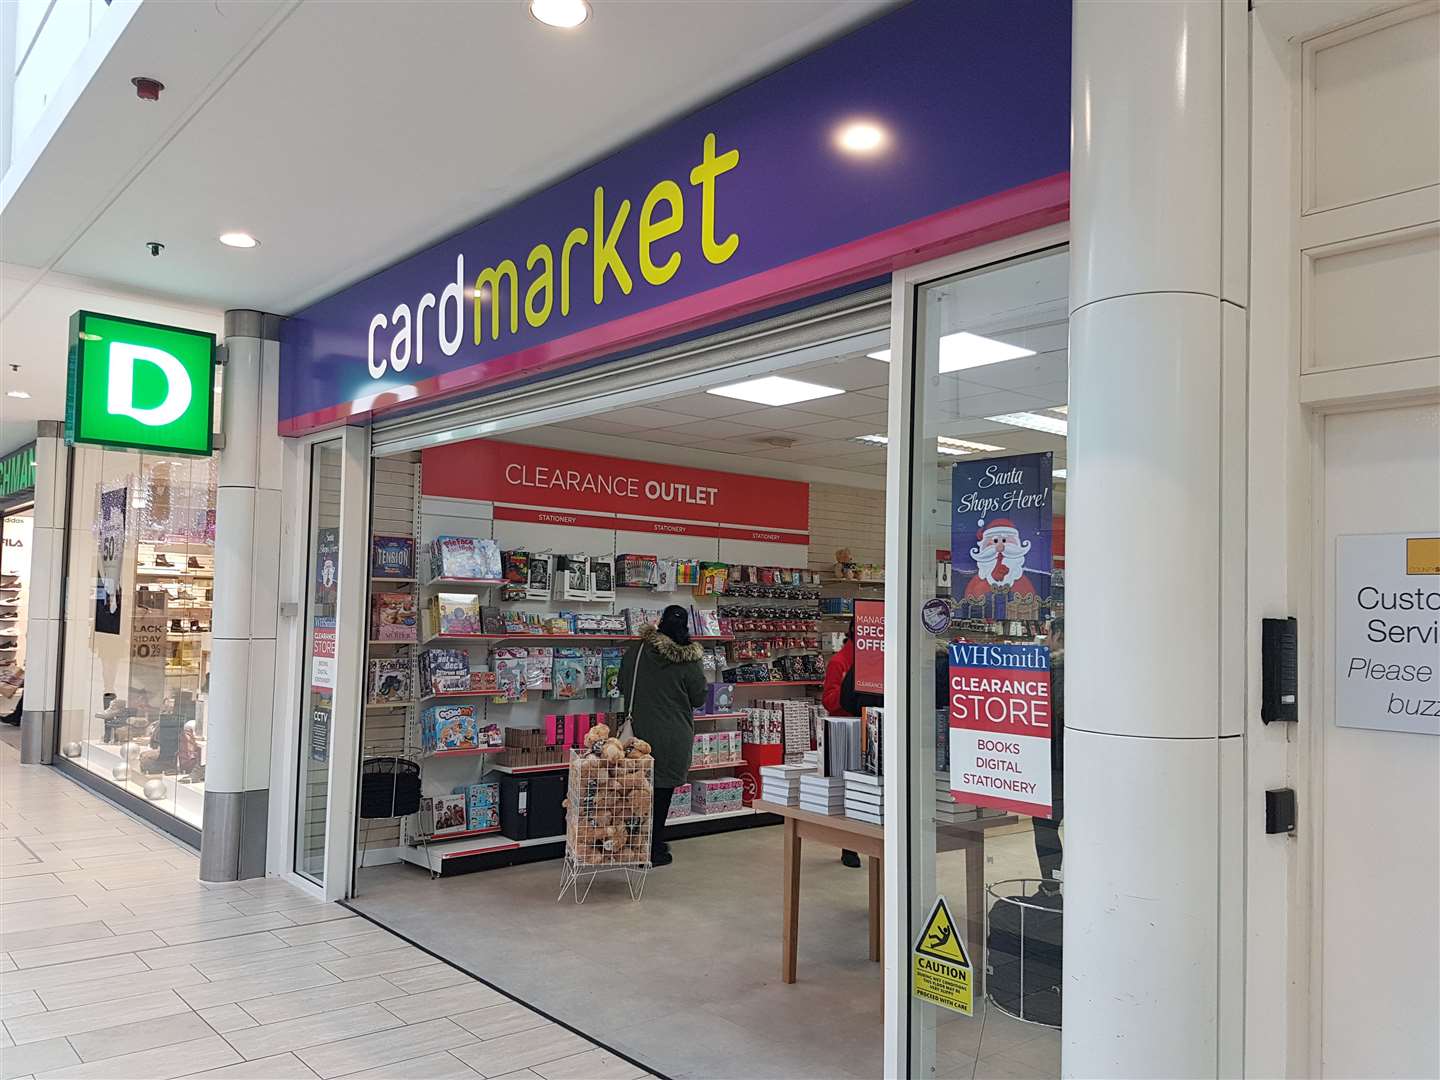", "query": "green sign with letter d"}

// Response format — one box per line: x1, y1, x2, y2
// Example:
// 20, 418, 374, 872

66, 311, 216, 456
